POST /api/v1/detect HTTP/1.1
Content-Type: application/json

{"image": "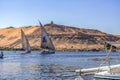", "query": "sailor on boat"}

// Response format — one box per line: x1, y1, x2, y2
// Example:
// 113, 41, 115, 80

0, 51, 4, 58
